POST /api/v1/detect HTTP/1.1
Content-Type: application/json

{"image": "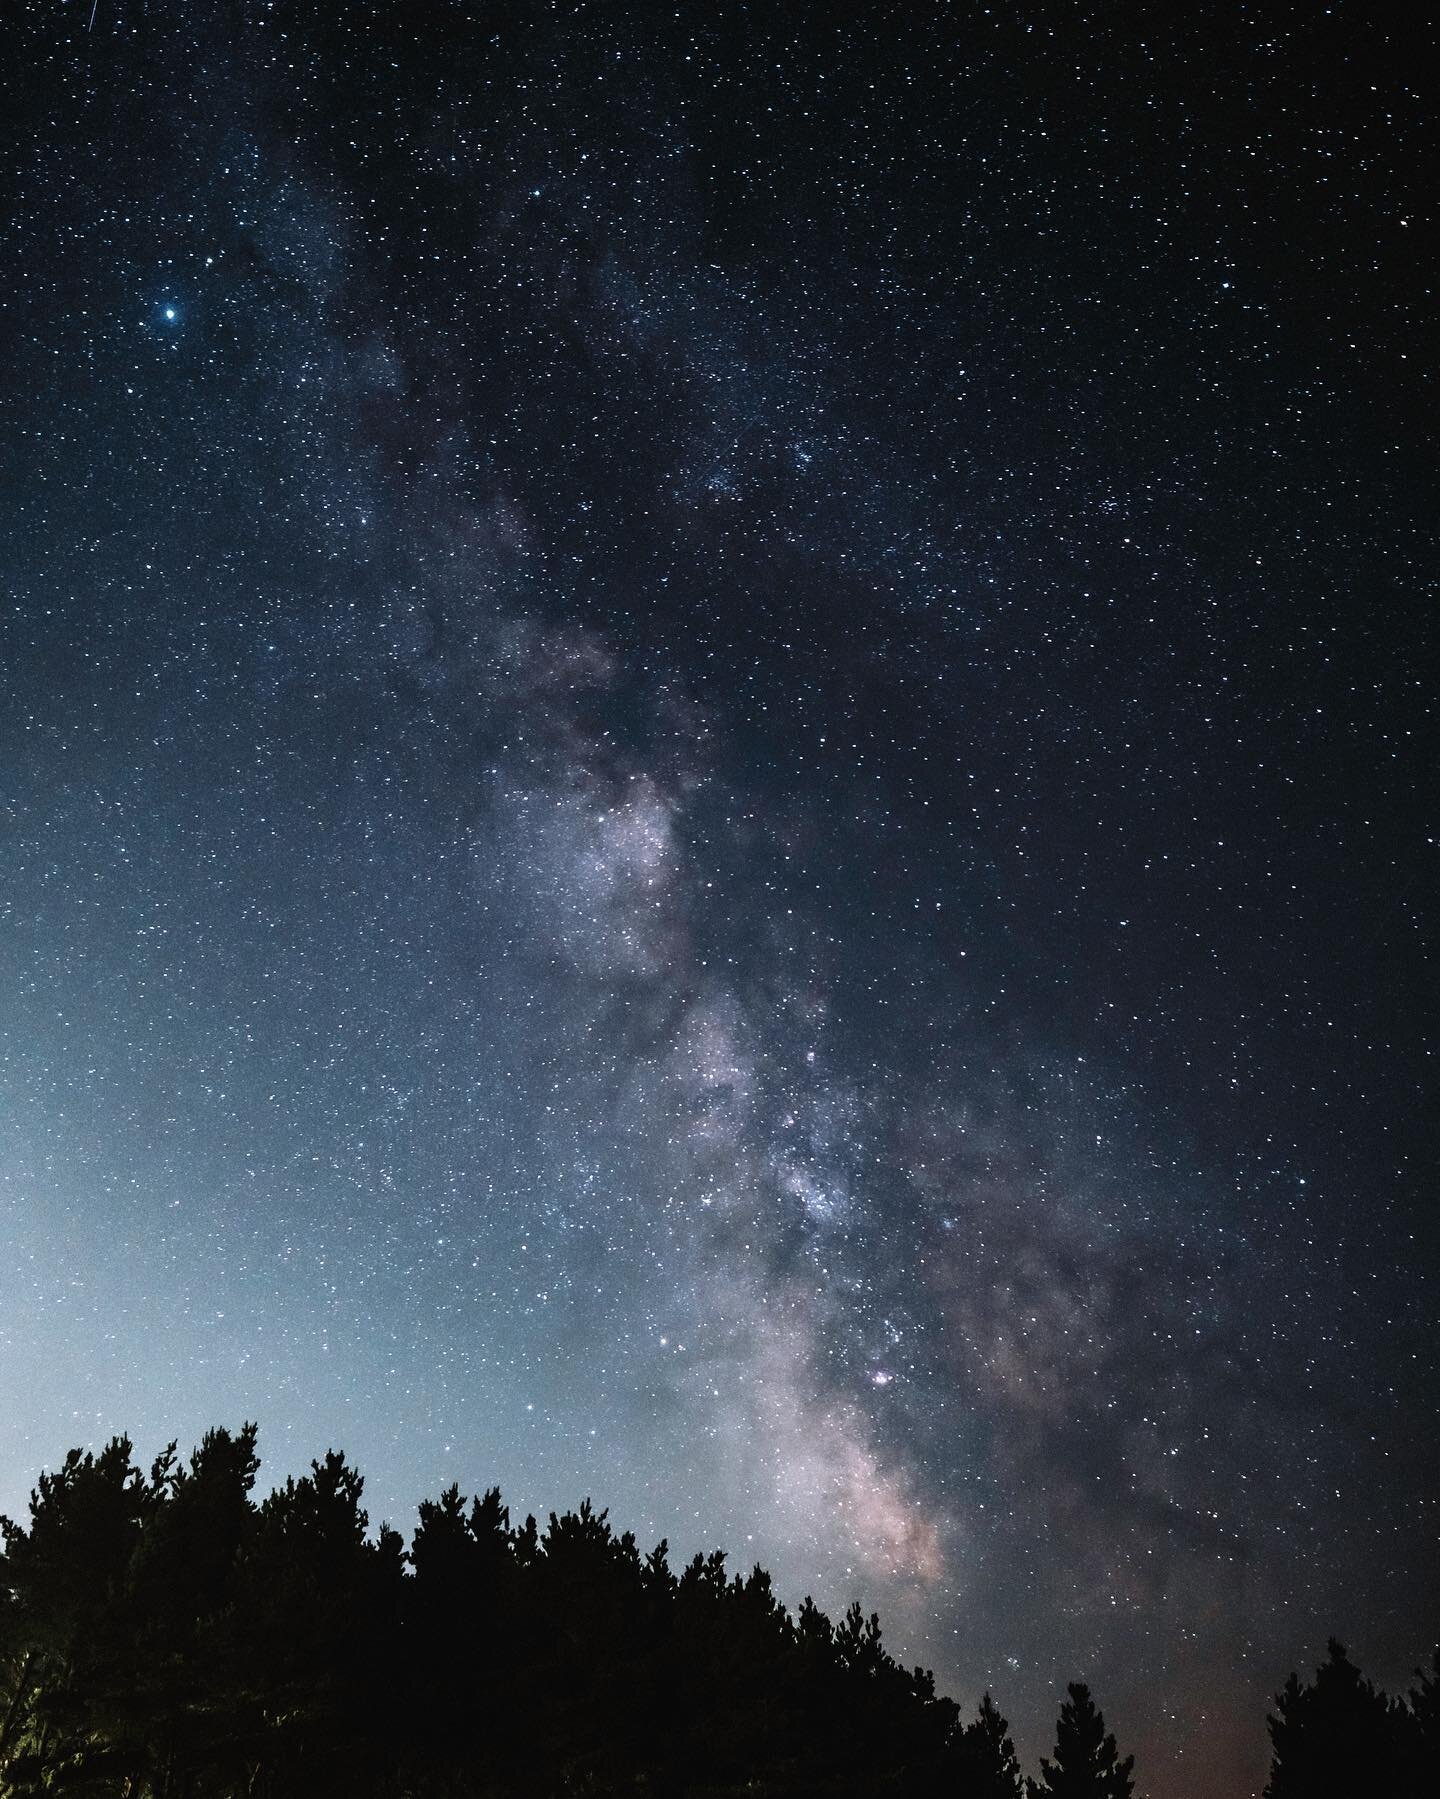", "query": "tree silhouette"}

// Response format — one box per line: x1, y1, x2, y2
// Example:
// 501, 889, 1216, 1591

3, 1424, 1429, 1797
1407, 1645, 1440, 1750
1264, 1638, 1409, 1799
407, 1477, 512, 1765
960, 1691, 1026, 1798
1029, 1681, 1136, 1799
236, 1448, 405, 1795
124, 1425, 262, 1796
0, 1435, 155, 1794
